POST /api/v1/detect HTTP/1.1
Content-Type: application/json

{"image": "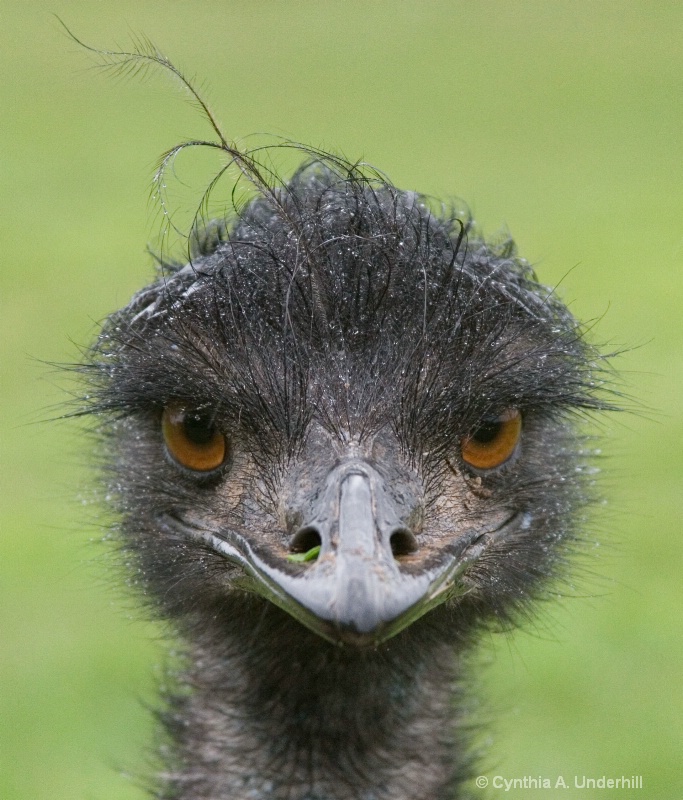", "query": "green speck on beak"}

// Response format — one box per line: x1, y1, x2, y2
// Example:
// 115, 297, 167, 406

286, 545, 321, 563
